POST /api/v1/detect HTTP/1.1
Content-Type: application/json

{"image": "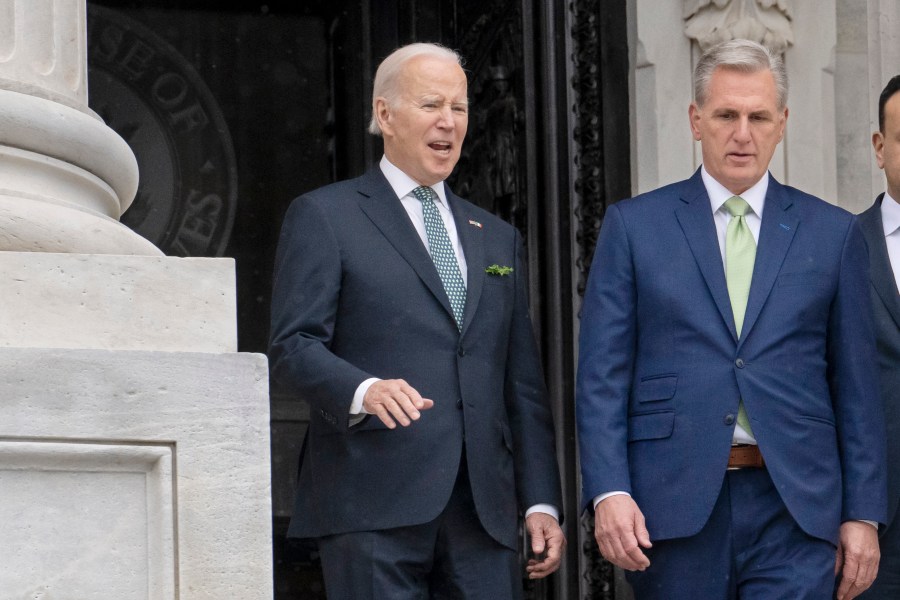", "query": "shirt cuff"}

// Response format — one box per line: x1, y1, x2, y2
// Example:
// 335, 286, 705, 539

350, 378, 380, 415
857, 519, 879, 529
525, 504, 559, 522
593, 491, 631, 510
